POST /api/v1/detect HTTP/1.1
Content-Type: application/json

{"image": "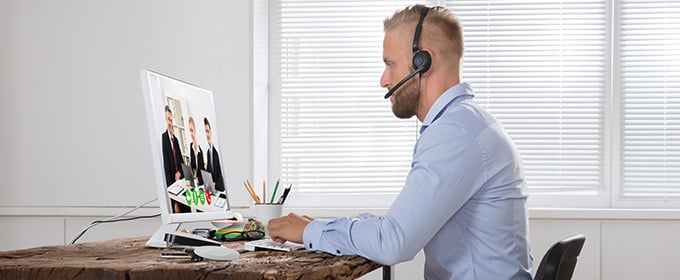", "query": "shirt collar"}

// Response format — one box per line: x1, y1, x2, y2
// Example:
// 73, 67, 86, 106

420, 82, 474, 134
